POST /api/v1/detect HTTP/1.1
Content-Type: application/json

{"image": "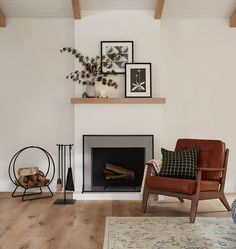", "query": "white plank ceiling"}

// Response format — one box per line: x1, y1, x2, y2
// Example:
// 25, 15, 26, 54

0, 0, 235, 19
